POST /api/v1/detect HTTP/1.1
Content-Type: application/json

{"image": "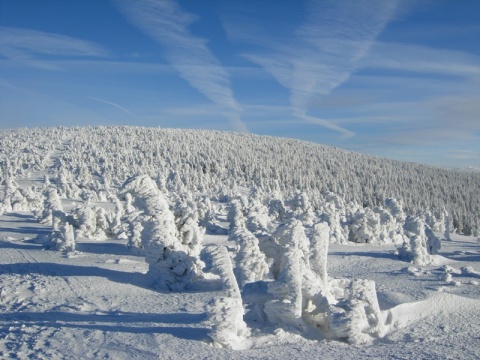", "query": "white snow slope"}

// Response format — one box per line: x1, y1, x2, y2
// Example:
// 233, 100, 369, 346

0, 127, 479, 359
1, 211, 479, 359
